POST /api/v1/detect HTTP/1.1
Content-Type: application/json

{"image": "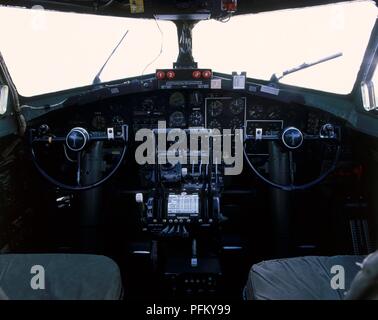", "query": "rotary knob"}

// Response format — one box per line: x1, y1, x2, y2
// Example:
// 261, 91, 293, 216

320, 124, 336, 139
